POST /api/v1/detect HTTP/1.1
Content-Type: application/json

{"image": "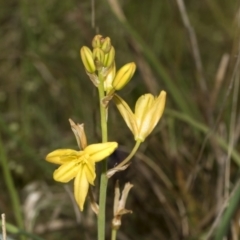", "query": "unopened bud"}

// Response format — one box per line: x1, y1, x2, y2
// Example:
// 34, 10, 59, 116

101, 37, 112, 53
104, 62, 116, 91
92, 35, 103, 48
112, 62, 136, 90
93, 48, 105, 69
103, 46, 115, 68
80, 46, 96, 73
